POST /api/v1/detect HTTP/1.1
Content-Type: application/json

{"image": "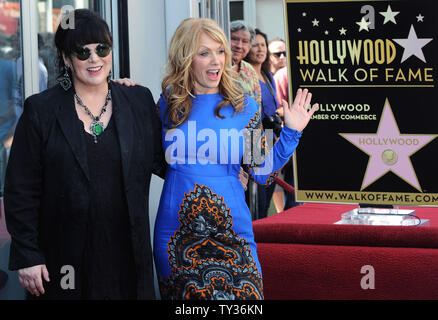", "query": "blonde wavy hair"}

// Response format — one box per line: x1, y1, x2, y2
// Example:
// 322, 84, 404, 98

162, 18, 246, 129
